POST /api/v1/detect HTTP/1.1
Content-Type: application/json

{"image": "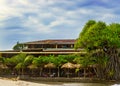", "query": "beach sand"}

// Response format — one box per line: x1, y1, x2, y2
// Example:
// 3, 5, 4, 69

0, 77, 119, 86
0, 78, 54, 86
